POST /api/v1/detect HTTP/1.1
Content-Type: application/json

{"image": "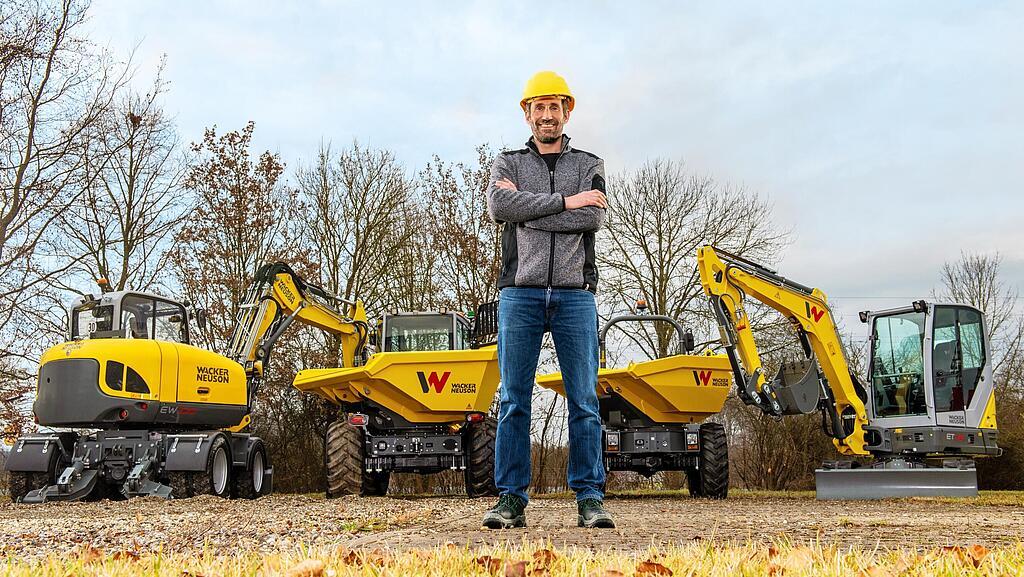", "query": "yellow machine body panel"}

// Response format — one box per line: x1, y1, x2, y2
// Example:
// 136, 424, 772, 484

35, 338, 249, 430
293, 349, 500, 424
536, 353, 732, 424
